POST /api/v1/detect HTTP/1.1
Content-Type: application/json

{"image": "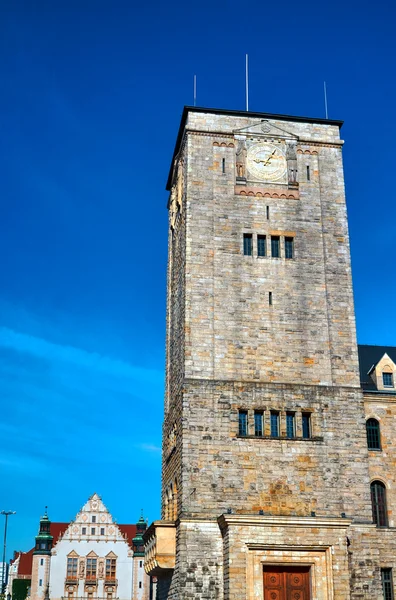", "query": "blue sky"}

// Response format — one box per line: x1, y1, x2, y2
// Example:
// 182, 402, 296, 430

1, 0, 395, 555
